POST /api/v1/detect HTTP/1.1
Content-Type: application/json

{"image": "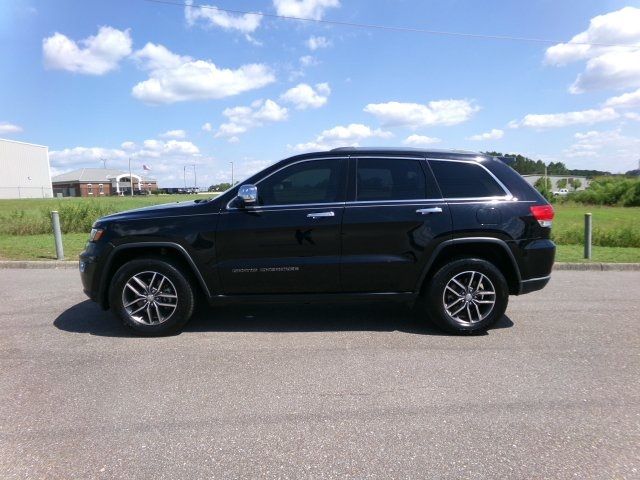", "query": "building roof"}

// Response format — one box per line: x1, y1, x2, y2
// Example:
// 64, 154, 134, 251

0, 138, 48, 149
52, 168, 156, 183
